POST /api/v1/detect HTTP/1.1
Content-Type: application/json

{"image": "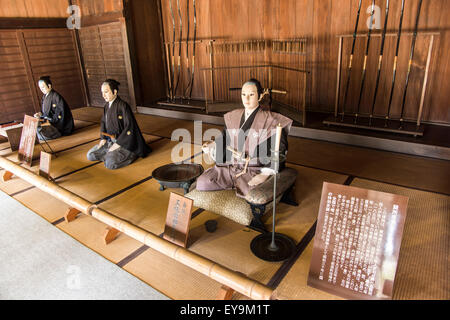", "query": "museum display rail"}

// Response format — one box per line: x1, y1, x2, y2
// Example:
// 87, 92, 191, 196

0, 155, 274, 300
